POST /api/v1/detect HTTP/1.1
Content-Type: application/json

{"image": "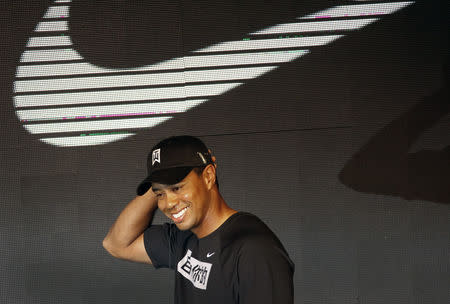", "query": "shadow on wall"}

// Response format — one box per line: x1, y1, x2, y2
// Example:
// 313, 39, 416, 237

339, 62, 450, 204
